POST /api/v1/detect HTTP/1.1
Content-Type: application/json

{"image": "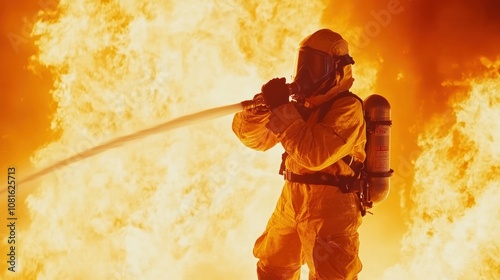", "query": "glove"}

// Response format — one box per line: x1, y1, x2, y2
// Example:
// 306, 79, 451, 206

261, 77, 289, 109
